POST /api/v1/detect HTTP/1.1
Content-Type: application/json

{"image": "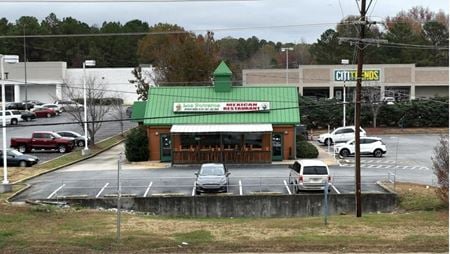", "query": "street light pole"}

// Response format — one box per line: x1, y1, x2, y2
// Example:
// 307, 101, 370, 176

0, 54, 19, 192
82, 60, 95, 156
281, 47, 293, 85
